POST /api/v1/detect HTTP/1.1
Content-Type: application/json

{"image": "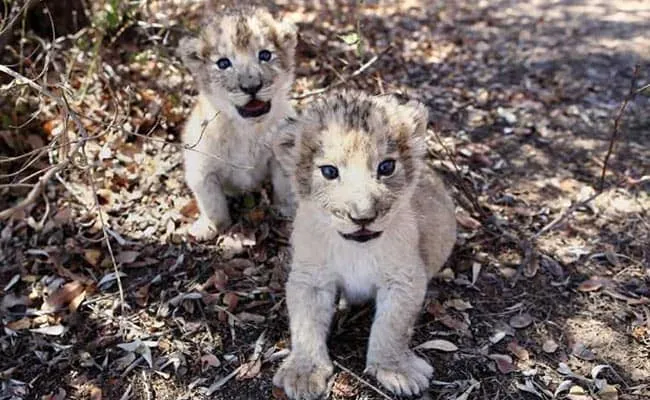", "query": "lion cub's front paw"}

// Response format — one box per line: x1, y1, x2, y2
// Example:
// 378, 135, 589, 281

273, 354, 333, 400
365, 352, 433, 397
187, 216, 221, 242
